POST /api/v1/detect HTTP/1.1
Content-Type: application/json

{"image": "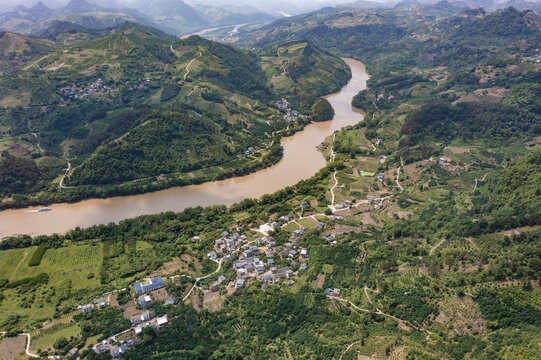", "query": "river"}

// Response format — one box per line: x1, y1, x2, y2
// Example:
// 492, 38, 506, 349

0, 59, 368, 237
